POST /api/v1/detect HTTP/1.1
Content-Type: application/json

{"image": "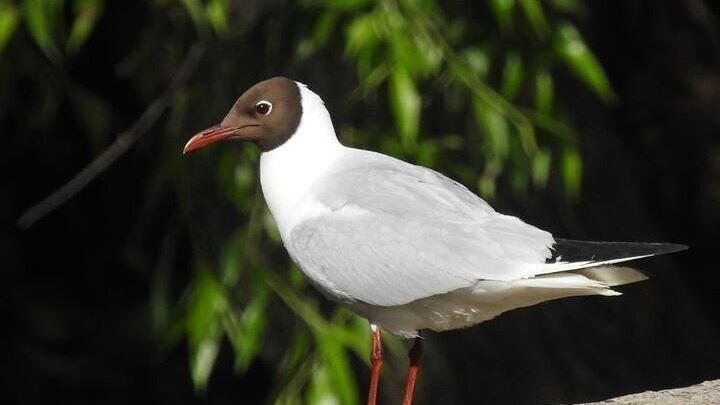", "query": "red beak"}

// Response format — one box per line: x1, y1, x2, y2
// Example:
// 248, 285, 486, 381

183, 124, 241, 154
